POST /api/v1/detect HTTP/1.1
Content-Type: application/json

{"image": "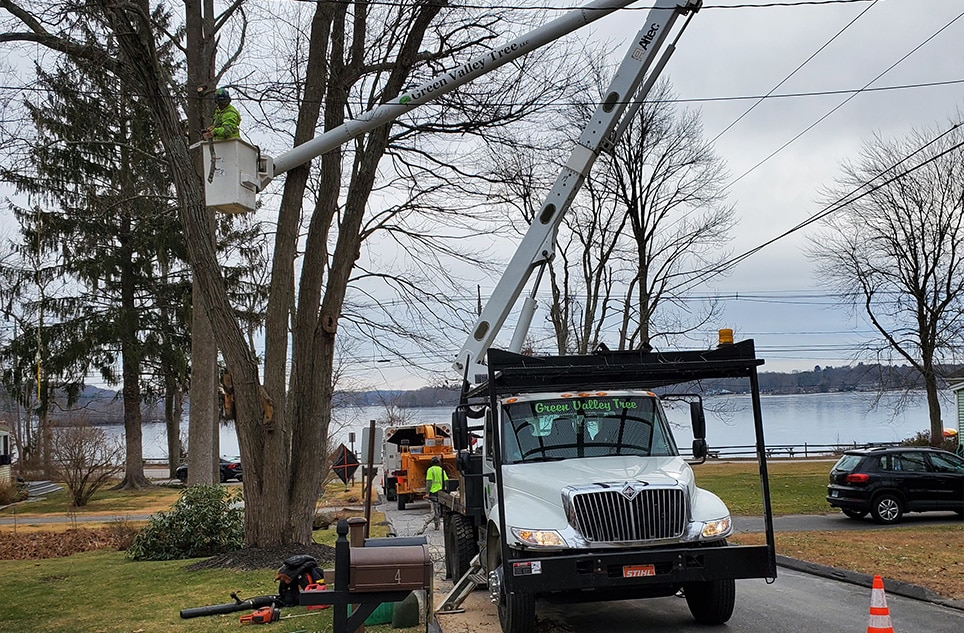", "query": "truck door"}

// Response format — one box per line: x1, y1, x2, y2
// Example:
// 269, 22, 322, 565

483, 408, 498, 513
